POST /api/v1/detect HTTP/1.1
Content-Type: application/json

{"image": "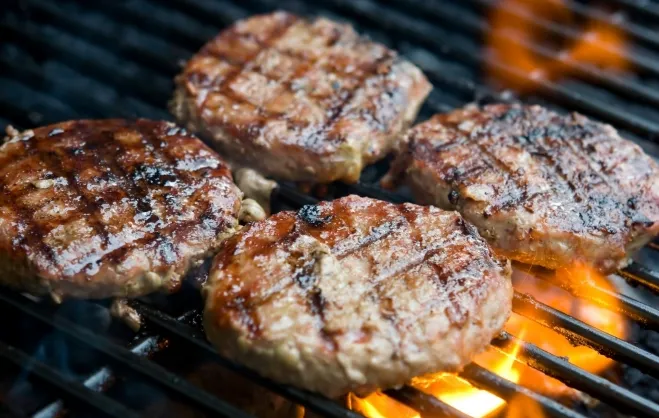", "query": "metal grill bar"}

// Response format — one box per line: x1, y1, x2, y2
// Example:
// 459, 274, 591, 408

521, 264, 659, 329
315, 0, 659, 137
382, 387, 472, 418
492, 332, 659, 417
129, 301, 367, 418
620, 262, 659, 294
561, 0, 659, 52
0, 343, 140, 418
1, 0, 659, 417
395, 0, 659, 109
24, 0, 188, 74
512, 292, 659, 379
35, 337, 160, 418
0, 73, 82, 127
0, 290, 255, 418
0, 48, 148, 120
458, 364, 586, 418
459, 0, 659, 78
0, 19, 171, 108
80, 1, 214, 48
